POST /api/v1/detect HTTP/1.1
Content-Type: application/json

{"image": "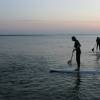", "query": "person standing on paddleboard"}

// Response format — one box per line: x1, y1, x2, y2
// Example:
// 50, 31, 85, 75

72, 36, 81, 71
92, 37, 100, 52
96, 37, 100, 51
